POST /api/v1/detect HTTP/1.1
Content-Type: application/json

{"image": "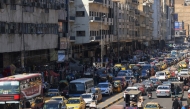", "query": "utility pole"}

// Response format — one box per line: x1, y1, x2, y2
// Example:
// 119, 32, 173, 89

21, 0, 25, 69
101, 15, 106, 67
116, 2, 119, 63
